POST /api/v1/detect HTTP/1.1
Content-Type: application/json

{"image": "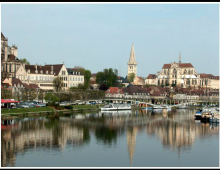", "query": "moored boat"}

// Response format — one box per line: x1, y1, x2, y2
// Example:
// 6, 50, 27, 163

101, 104, 131, 111
161, 104, 171, 110
177, 104, 188, 109
195, 109, 202, 120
